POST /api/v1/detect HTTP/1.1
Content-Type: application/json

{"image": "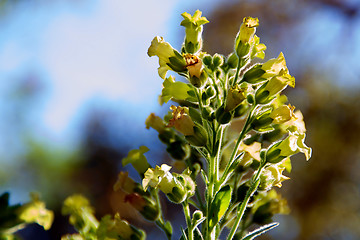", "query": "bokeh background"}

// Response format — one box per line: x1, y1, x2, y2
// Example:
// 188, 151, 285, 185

0, 0, 359, 239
